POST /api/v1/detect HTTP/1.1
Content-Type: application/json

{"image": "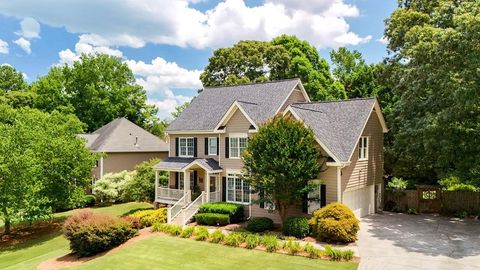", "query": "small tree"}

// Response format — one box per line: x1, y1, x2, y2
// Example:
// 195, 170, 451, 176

125, 159, 168, 202
93, 170, 136, 203
243, 115, 324, 223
